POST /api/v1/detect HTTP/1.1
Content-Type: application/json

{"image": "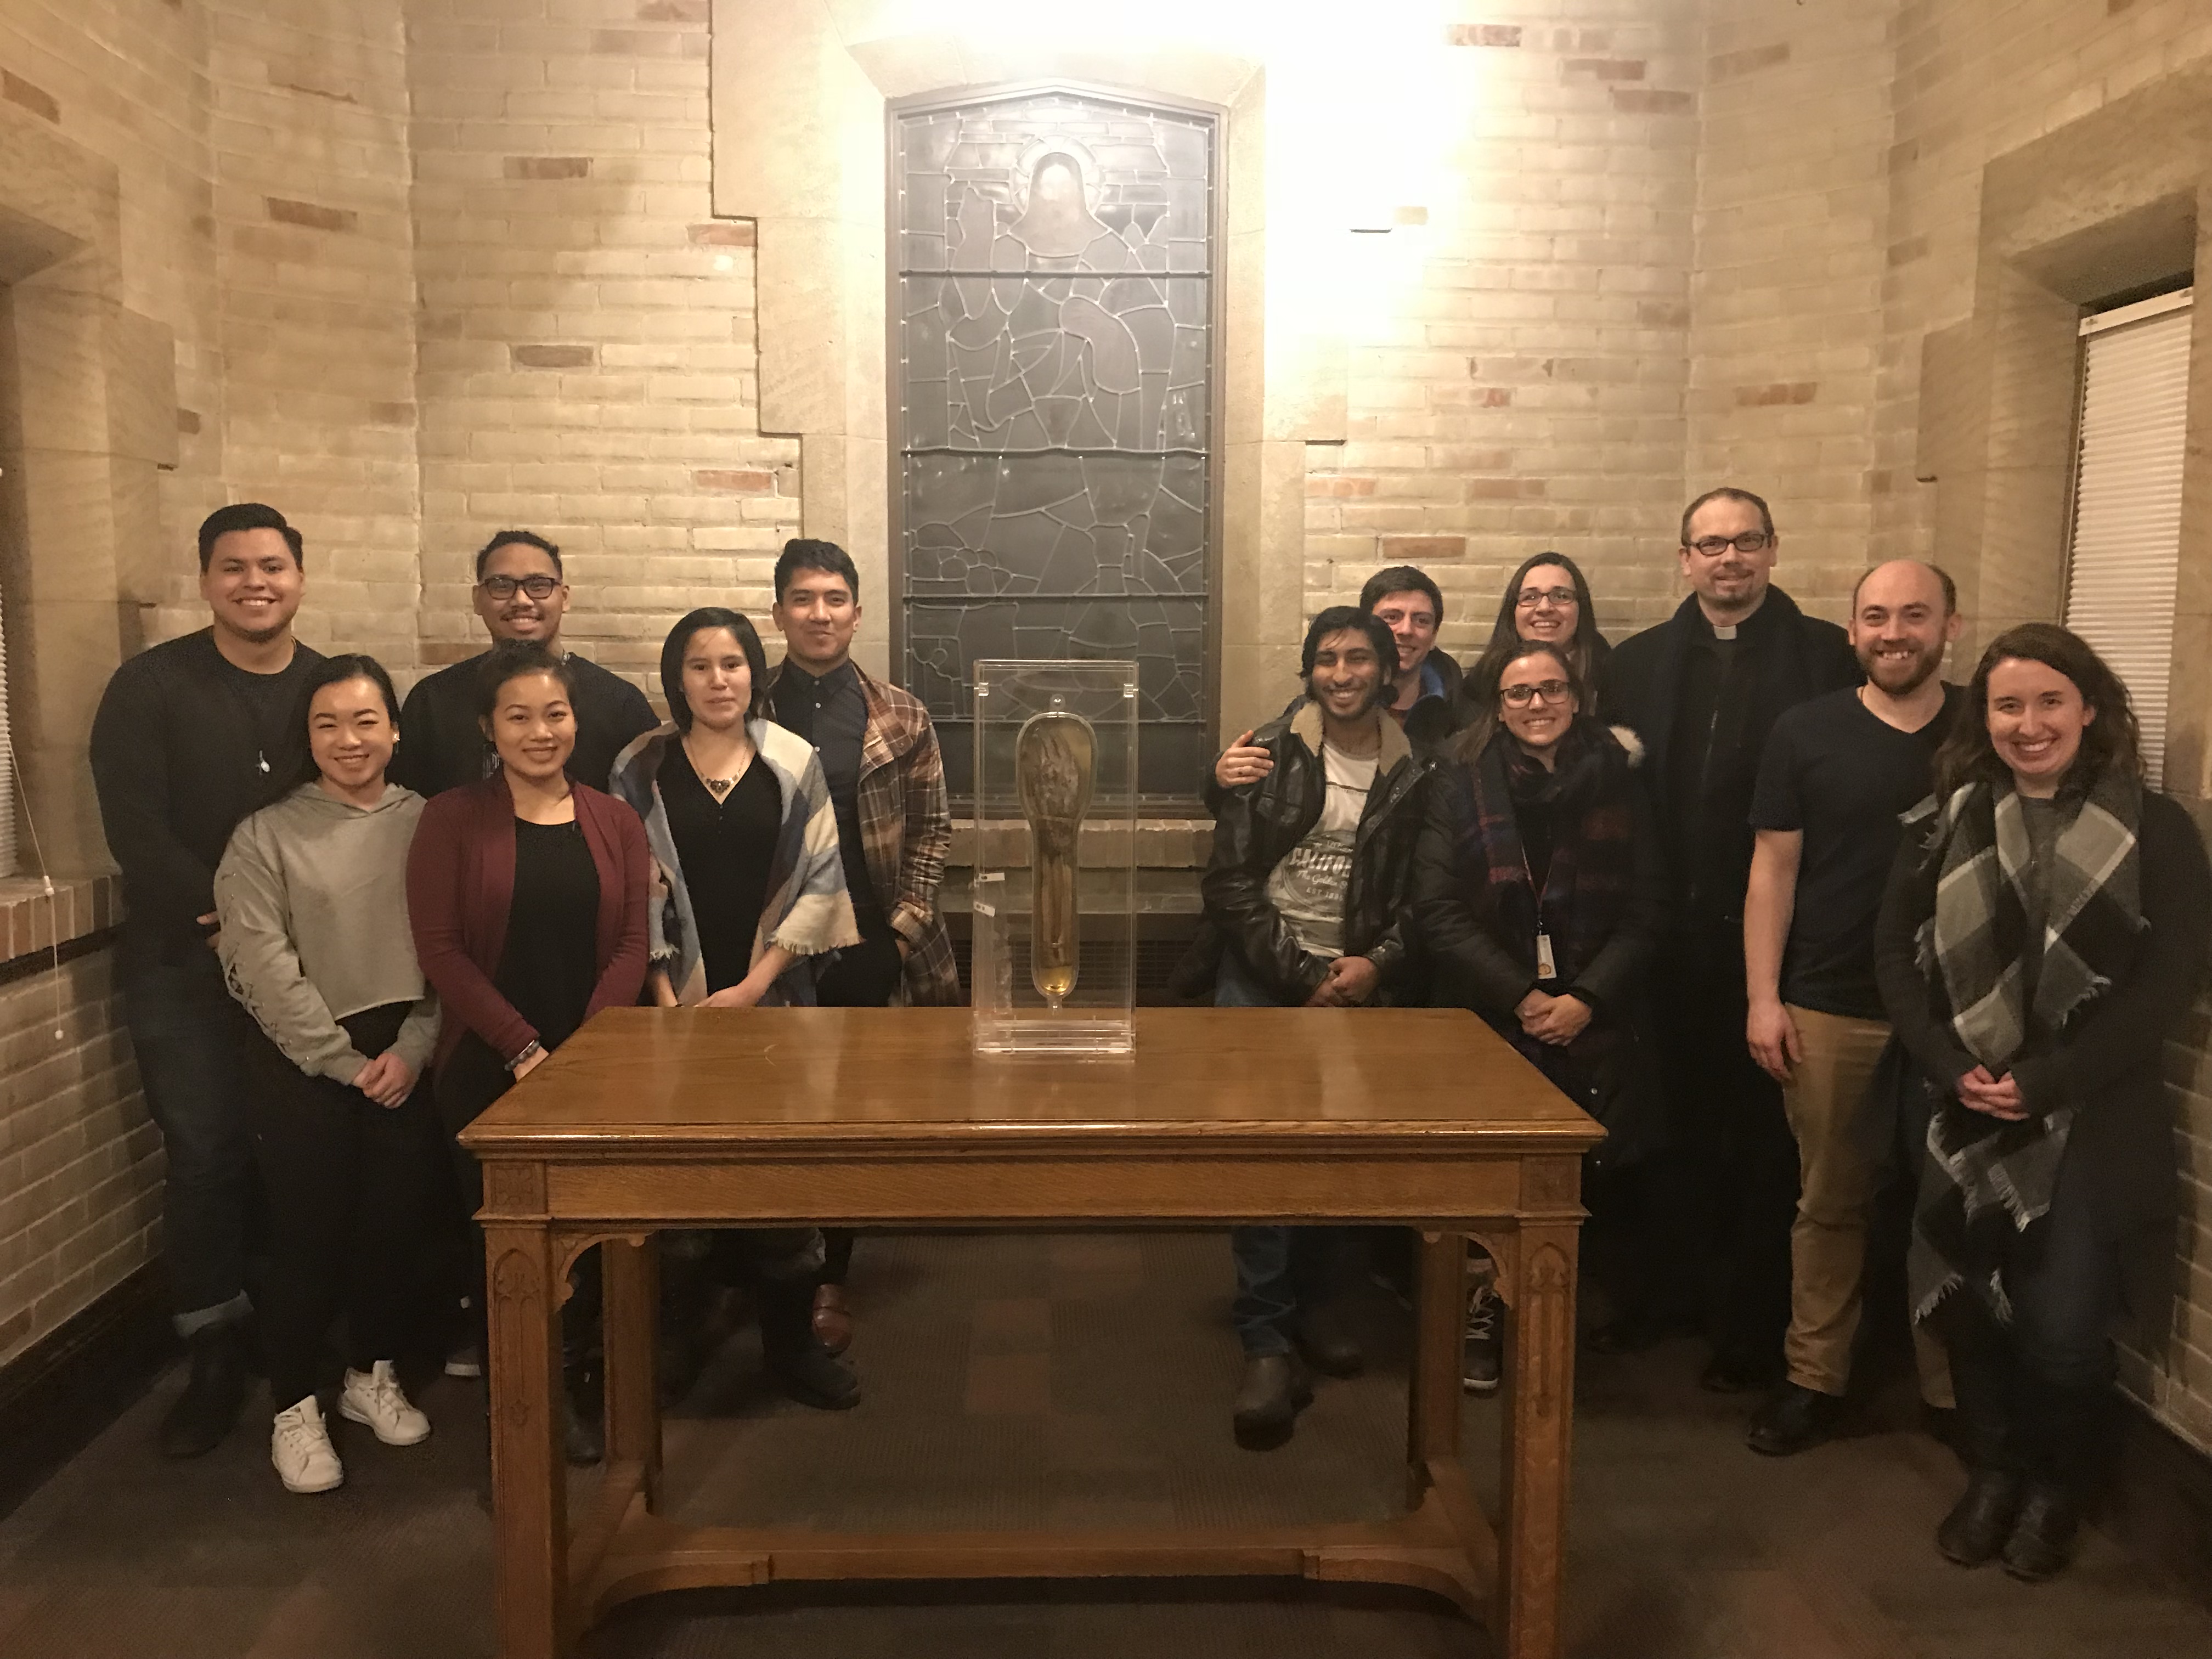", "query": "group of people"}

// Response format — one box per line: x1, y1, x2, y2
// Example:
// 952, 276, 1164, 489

92, 506, 956, 1495
89, 488, 2203, 1585
1195, 487, 2207, 1586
